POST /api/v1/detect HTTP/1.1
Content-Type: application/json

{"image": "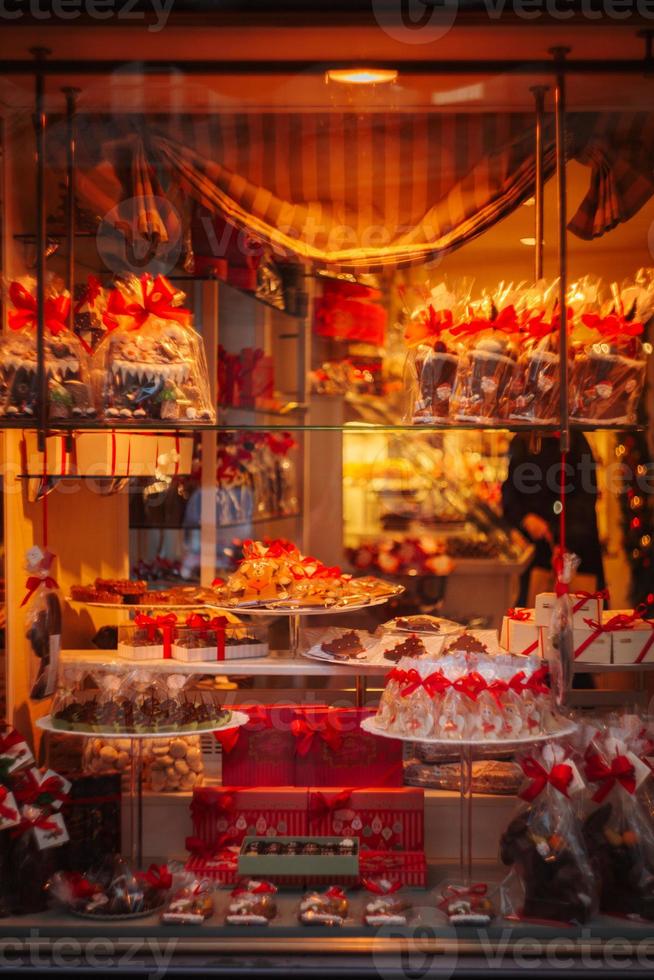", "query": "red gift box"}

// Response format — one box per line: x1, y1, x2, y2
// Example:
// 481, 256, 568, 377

214, 704, 302, 786
292, 707, 403, 788
359, 850, 427, 888
189, 786, 309, 848
307, 787, 424, 851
